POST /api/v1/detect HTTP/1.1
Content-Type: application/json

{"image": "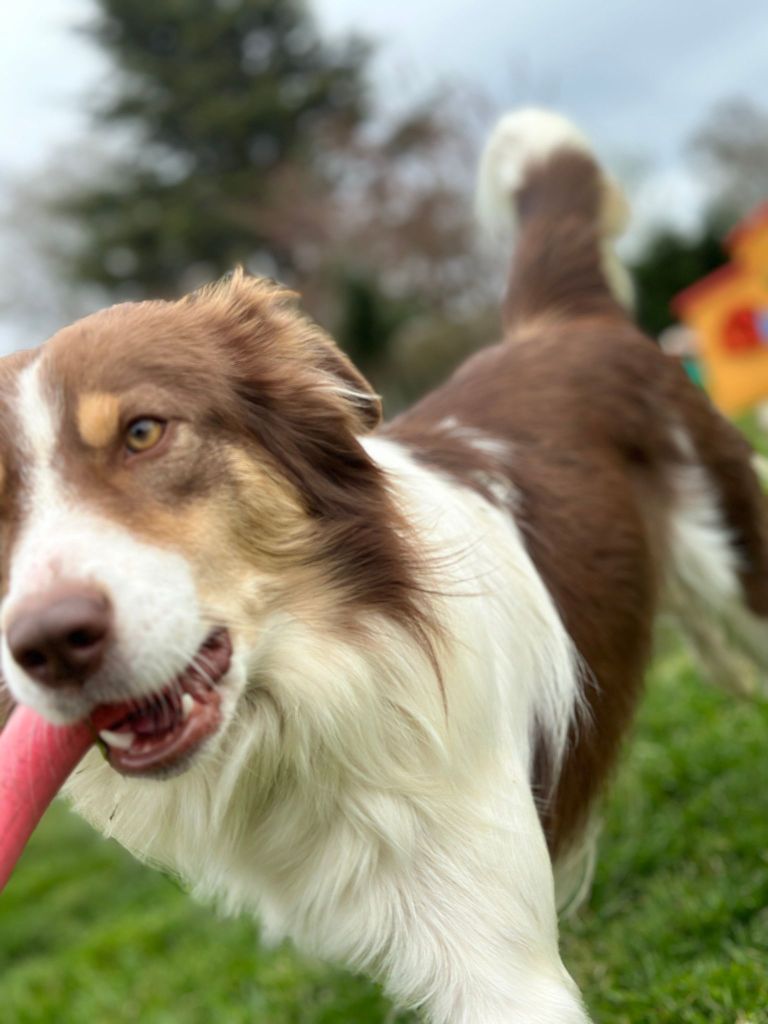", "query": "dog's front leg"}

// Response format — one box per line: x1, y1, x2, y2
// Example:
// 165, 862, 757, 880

376, 783, 591, 1024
